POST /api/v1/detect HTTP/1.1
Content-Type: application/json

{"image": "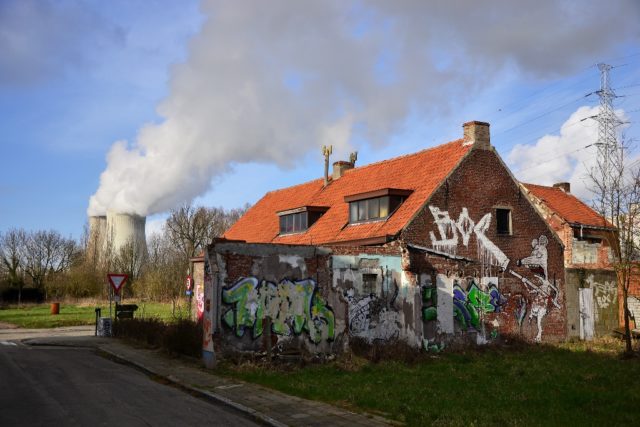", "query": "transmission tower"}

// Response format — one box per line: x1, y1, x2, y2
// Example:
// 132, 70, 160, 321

592, 62, 625, 199
594, 63, 623, 176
